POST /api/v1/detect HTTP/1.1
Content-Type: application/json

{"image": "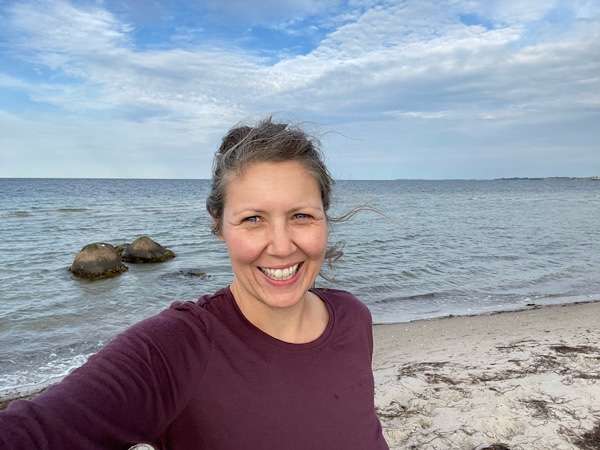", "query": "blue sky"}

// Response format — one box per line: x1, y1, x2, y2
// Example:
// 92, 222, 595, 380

1, 0, 599, 179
